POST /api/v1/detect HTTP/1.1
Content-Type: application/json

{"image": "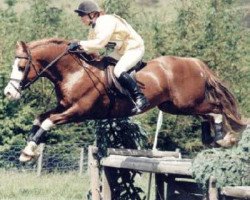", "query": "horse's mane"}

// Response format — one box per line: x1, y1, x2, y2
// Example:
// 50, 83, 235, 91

27, 38, 69, 49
